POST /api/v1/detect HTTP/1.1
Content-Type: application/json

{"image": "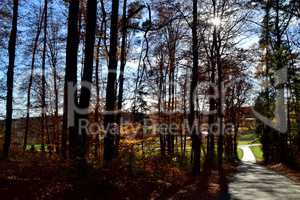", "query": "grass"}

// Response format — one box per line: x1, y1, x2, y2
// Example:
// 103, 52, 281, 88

238, 133, 263, 162
250, 145, 263, 162
238, 133, 259, 145
25, 144, 49, 152
237, 147, 243, 160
